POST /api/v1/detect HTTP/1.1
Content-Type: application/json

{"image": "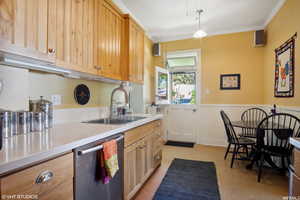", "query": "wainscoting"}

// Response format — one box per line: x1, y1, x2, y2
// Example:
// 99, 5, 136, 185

162, 104, 300, 147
